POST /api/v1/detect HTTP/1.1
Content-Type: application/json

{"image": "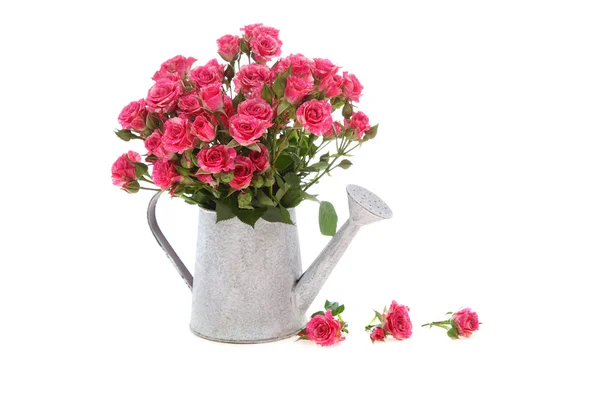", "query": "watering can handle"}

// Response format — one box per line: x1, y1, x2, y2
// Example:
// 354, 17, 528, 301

147, 192, 194, 291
